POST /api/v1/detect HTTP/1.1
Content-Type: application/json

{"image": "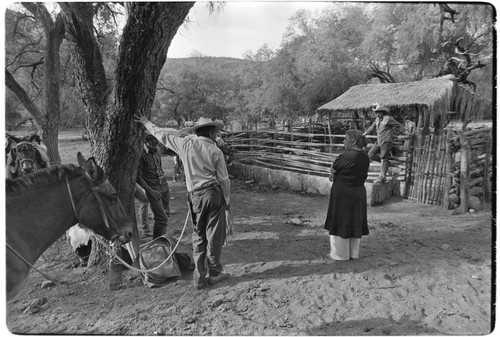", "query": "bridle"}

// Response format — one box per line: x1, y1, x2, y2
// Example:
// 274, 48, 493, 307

67, 177, 192, 274
14, 142, 37, 175
65, 176, 122, 239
